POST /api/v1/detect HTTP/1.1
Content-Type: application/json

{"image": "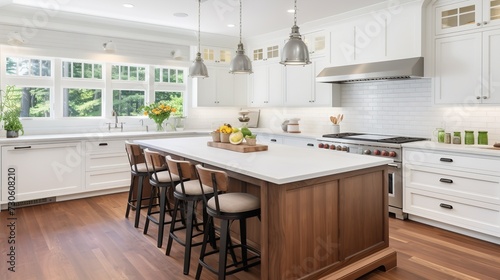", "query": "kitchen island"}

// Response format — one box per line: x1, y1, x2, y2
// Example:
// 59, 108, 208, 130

135, 137, 396, 279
